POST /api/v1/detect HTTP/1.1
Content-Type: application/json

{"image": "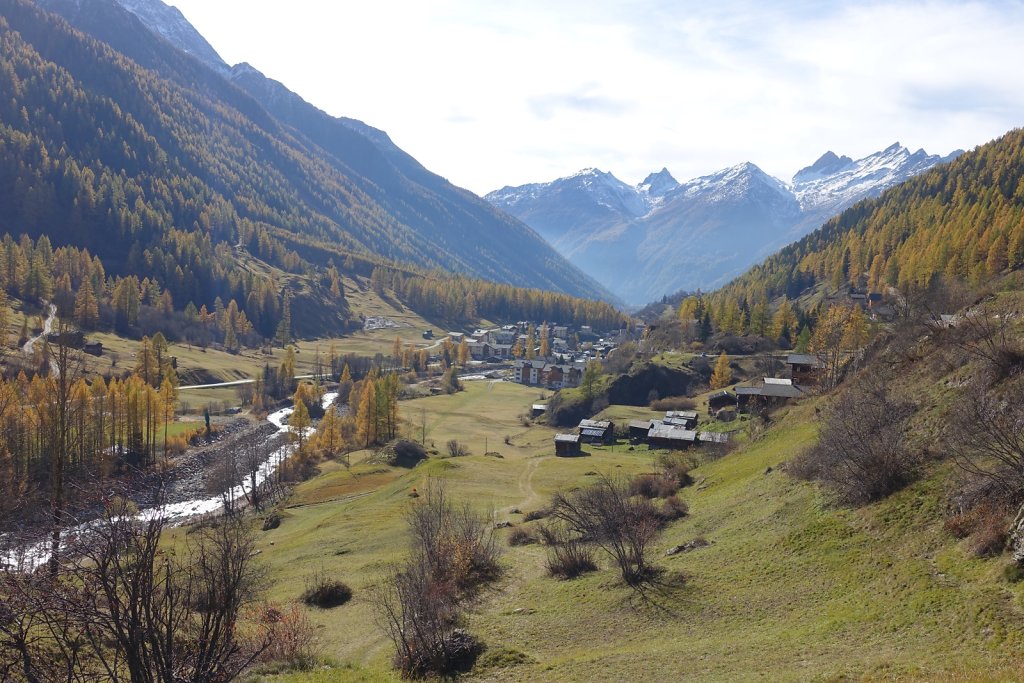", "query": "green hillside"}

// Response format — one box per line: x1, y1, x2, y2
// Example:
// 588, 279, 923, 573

234, 377, 1024, 682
